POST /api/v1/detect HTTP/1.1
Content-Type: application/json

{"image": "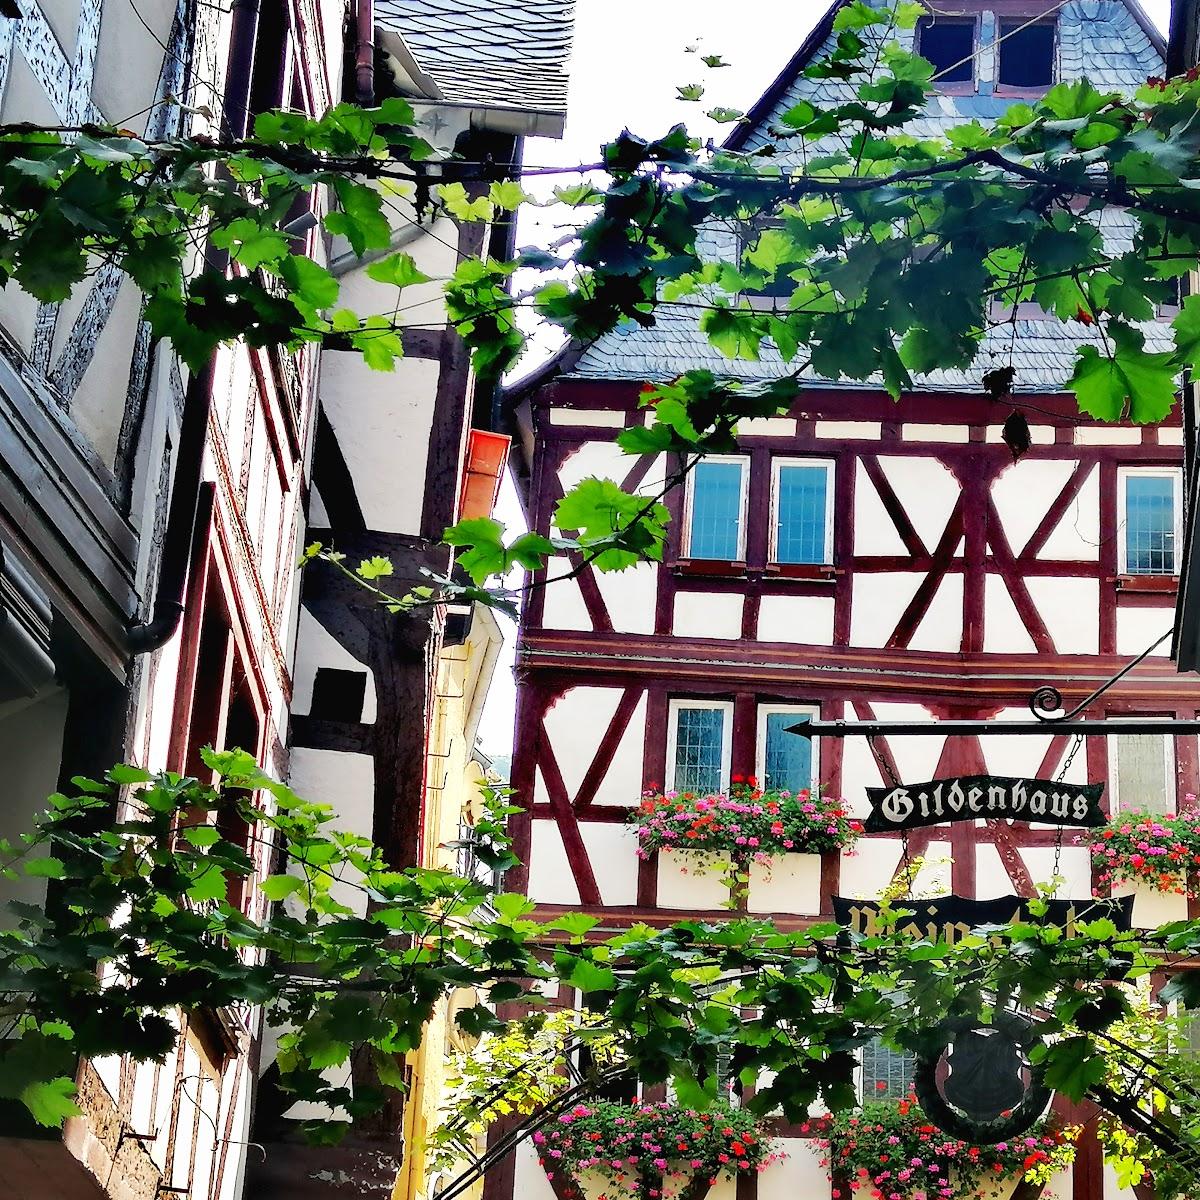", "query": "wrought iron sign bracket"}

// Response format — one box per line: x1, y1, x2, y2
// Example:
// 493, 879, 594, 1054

790, 629, 1187, 739
789, 717, 1200, 739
